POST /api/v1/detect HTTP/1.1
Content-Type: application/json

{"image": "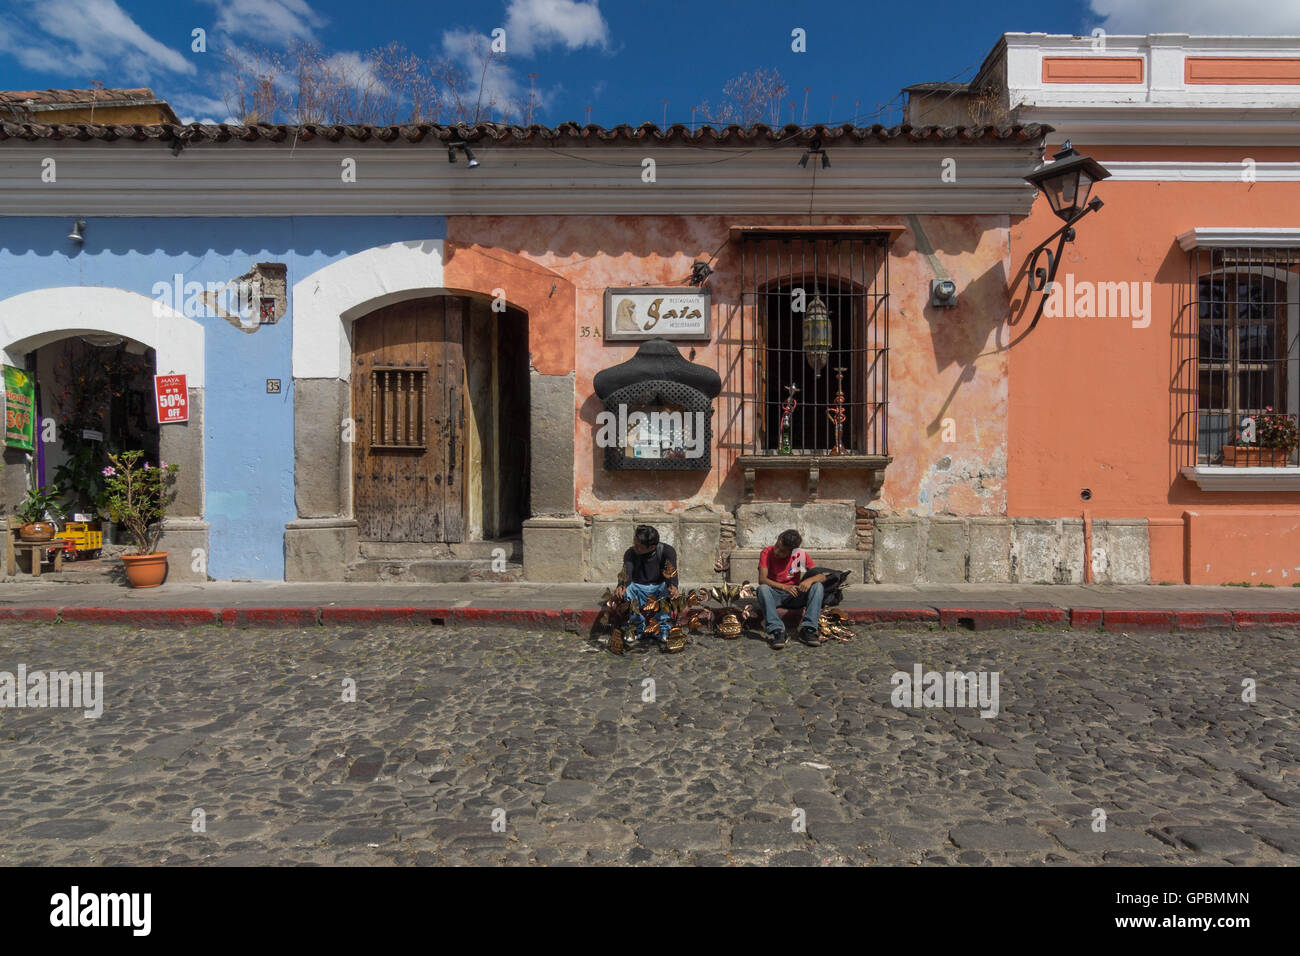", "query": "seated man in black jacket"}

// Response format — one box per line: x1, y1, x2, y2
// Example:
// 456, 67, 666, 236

613, 524, 680, 649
